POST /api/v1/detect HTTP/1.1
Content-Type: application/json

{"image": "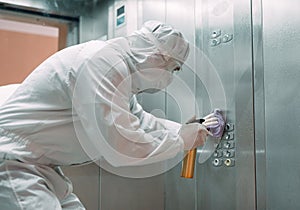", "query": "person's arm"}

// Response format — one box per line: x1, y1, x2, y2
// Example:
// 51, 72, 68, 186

69, 52, 186, 167
129, 95, 181, 135
129, 96, 216, 150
